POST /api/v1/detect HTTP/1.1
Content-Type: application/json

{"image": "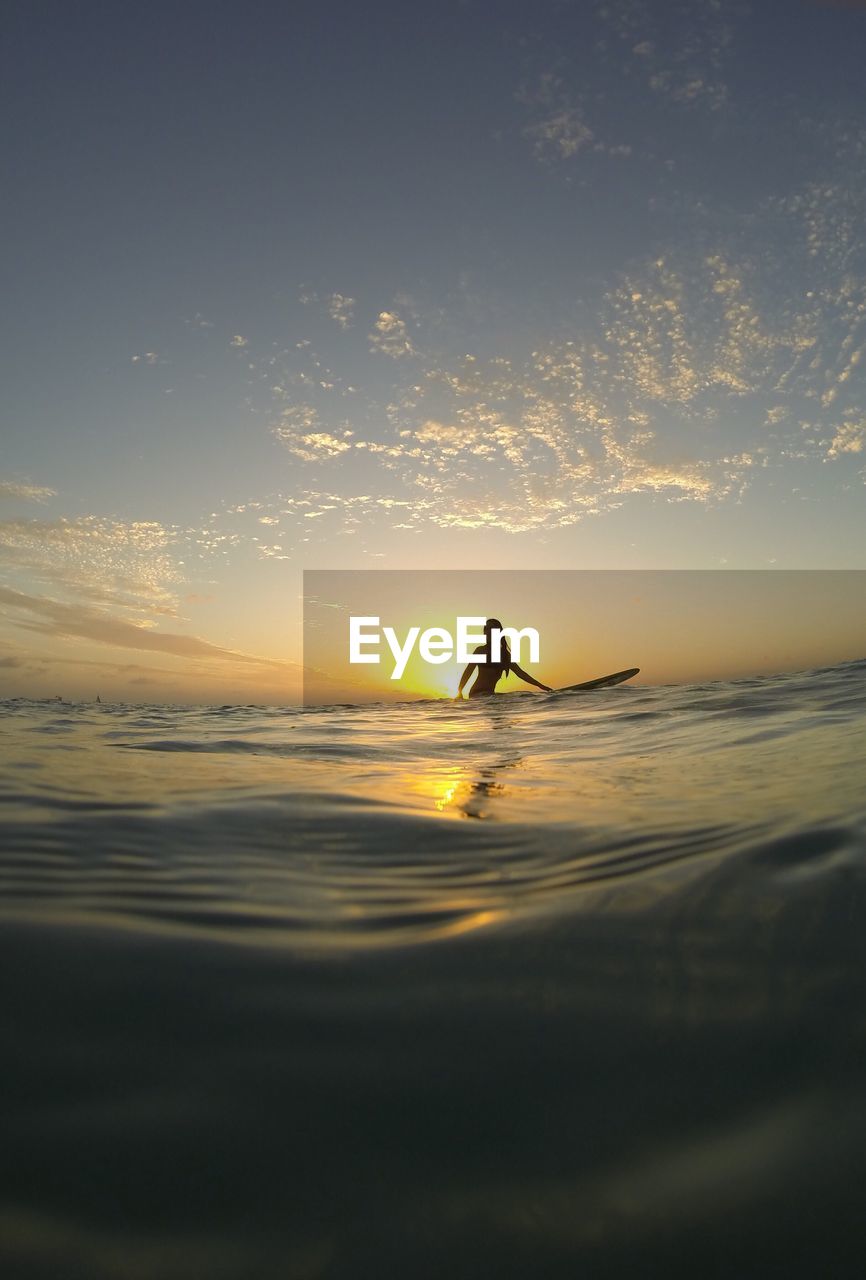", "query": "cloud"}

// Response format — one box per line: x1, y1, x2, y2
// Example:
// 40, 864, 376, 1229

364, 344, 752, 529
0, 479, 56, 503
522, 75, 595, 160
528, 108, 595, 159
0, 510, 255, 689
519, 72, 628, 163
0, 585, 292, 668
0, 516, 182, 613
243, 161, 866, 538
519, 2, 736, 170
826, 417, 866, 458
136, 34, 866, 550
326, 293, 355, 330
298, 289, 356, 330
601, 0, 734, 112
272, 406, 354, 461
369, 311, 415, 358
